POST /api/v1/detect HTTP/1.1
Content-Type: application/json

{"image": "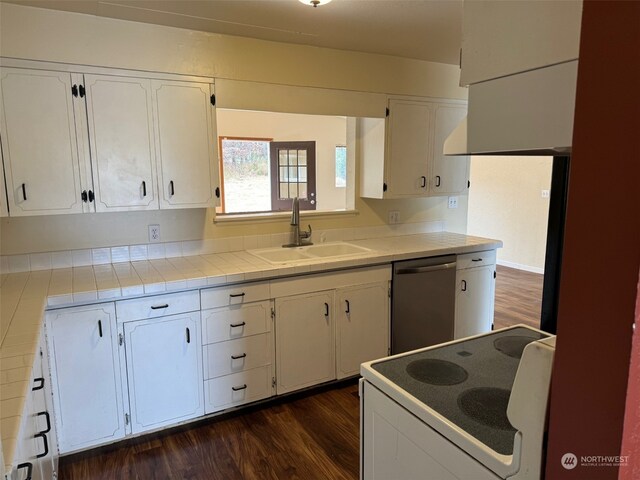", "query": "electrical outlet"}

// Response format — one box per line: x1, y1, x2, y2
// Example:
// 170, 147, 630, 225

148, 224, 160, 243
448, 196, 458, 209
388, 211, 400, 224
541, 189, 550, 198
